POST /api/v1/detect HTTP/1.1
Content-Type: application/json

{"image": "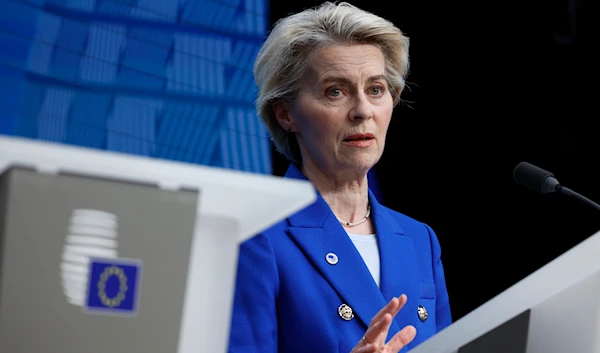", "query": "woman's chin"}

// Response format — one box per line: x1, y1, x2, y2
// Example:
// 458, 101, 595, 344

337, 156, 380, 174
